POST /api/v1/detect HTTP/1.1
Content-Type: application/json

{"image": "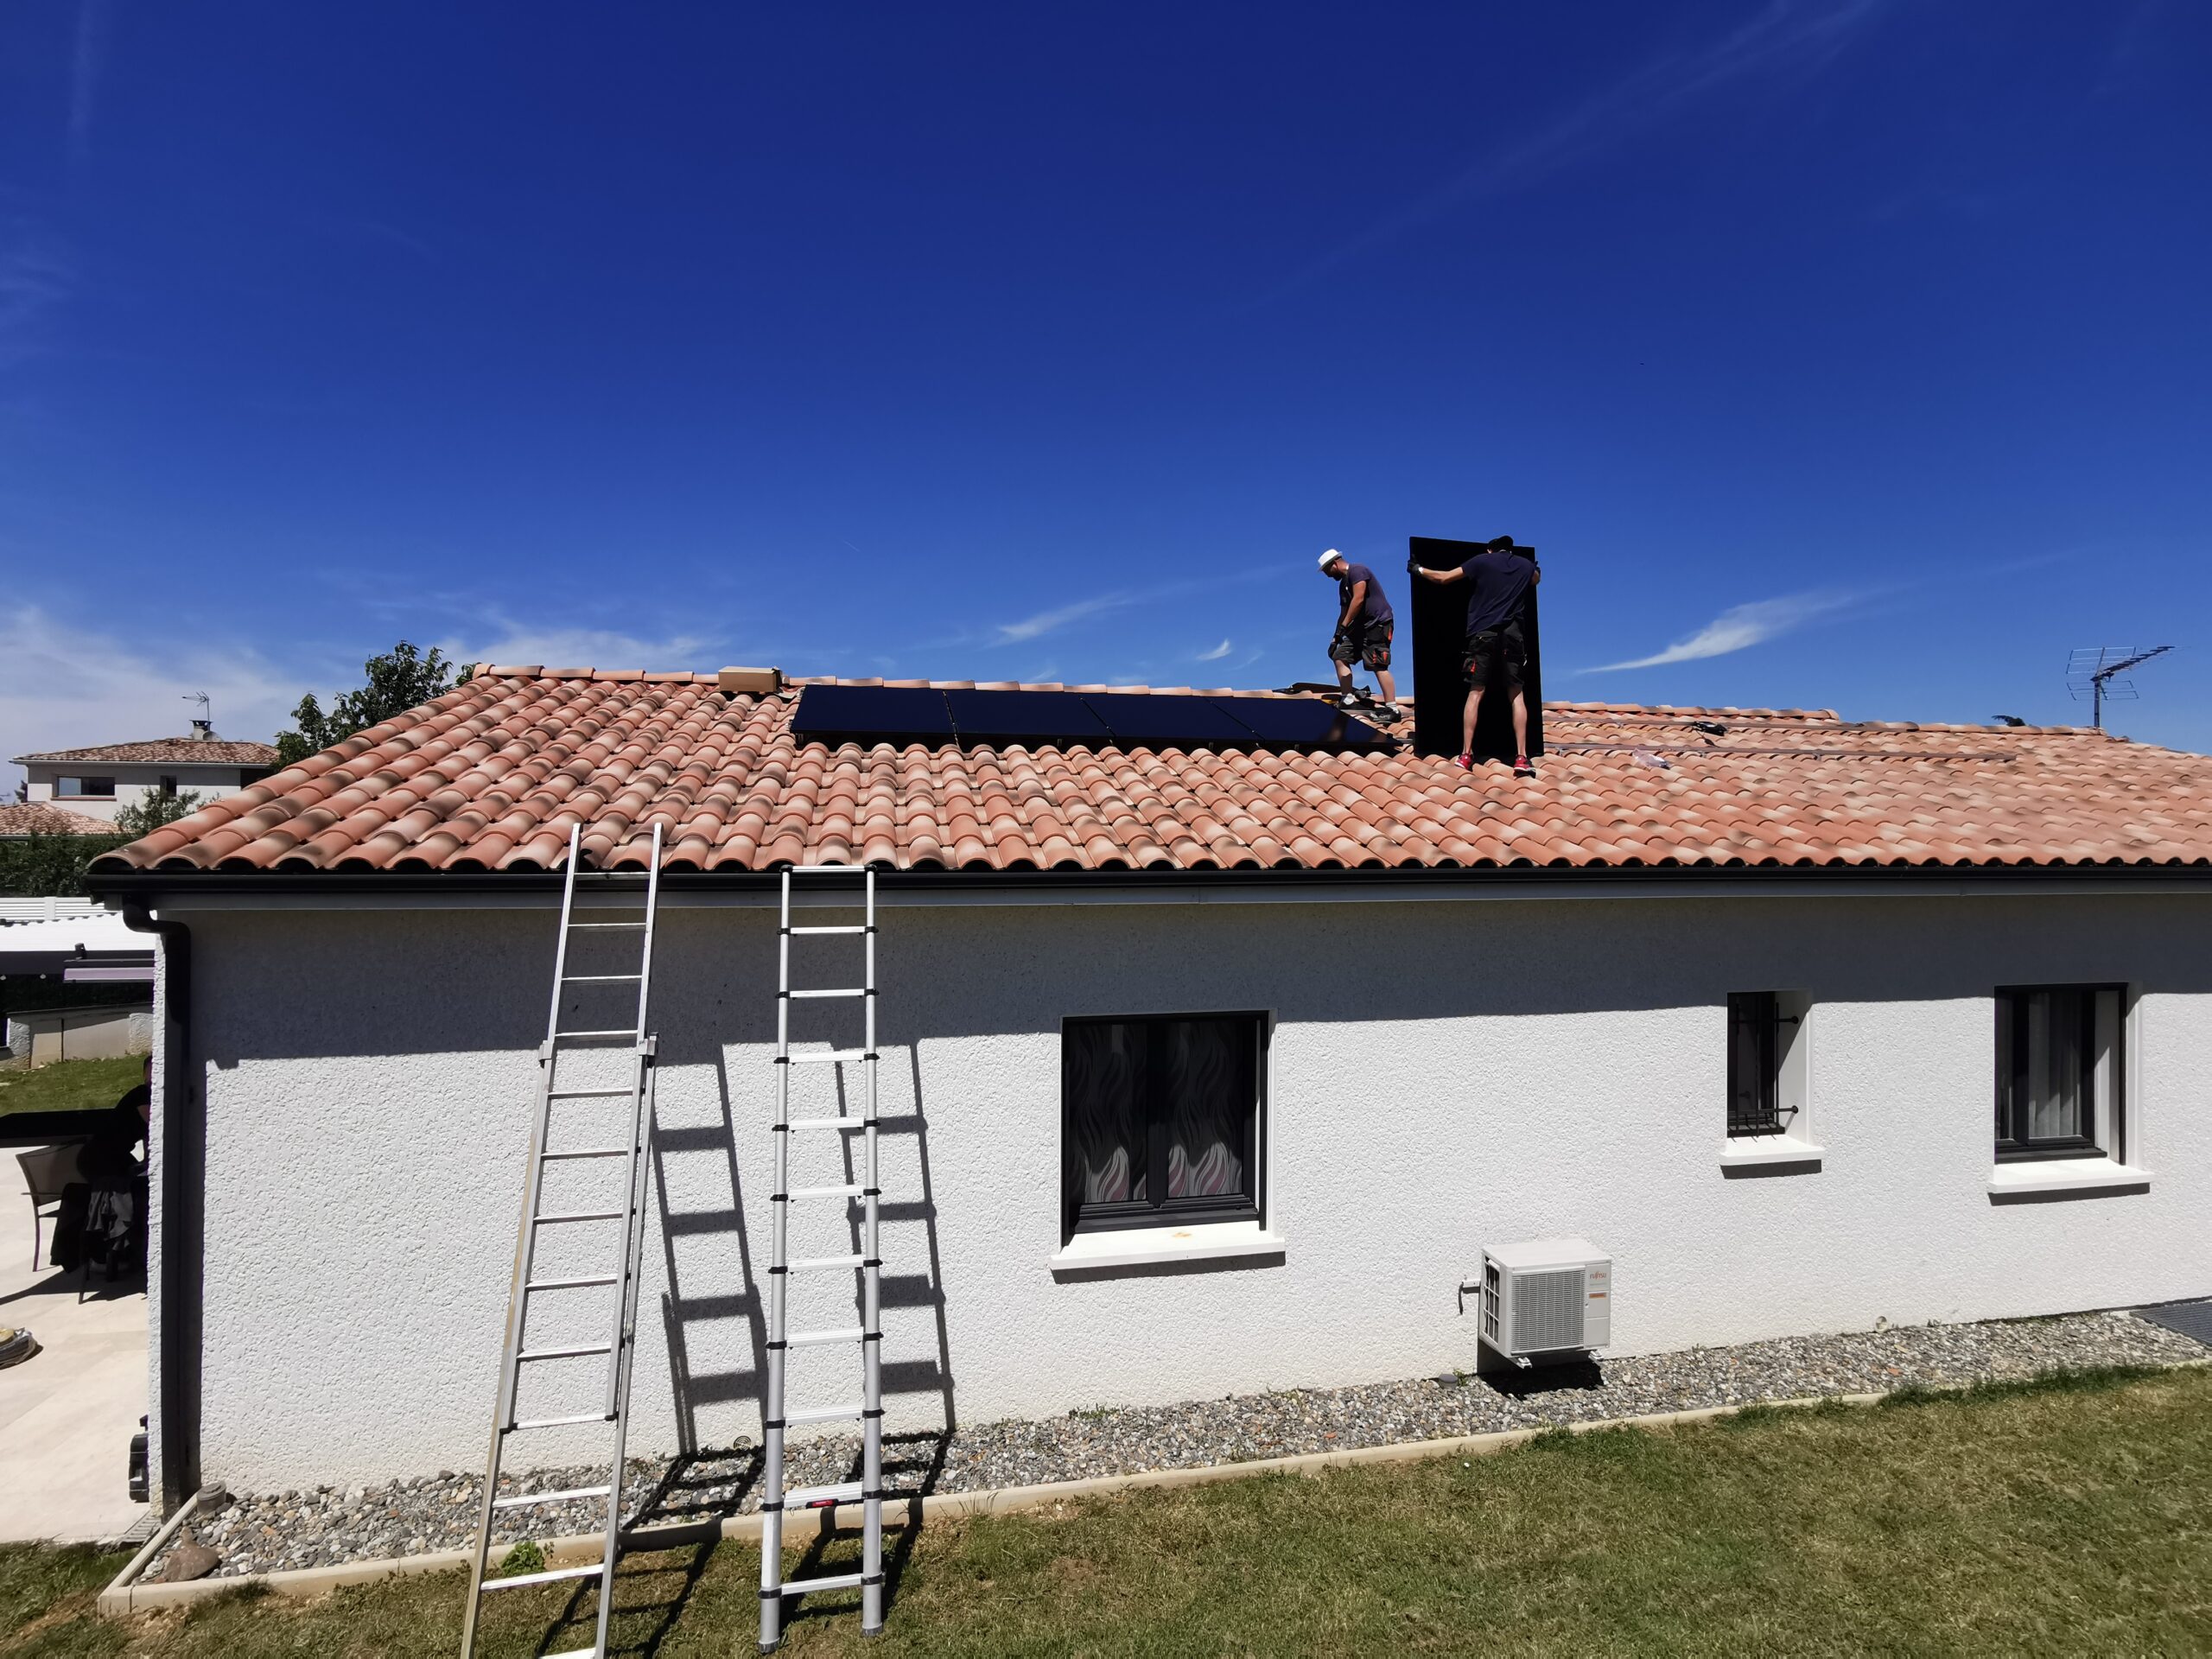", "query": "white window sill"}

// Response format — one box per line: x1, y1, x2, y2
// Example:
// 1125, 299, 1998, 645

1719, 1134, 1823, 1168
1986, 1157, 2151, 1197
1049, 1220, 1286, 1272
